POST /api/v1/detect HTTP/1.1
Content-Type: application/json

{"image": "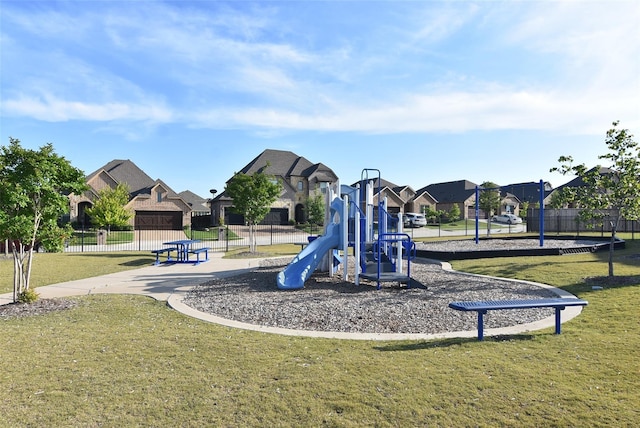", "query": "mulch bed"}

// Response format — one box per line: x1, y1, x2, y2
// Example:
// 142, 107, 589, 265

0, 298, 78, 319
